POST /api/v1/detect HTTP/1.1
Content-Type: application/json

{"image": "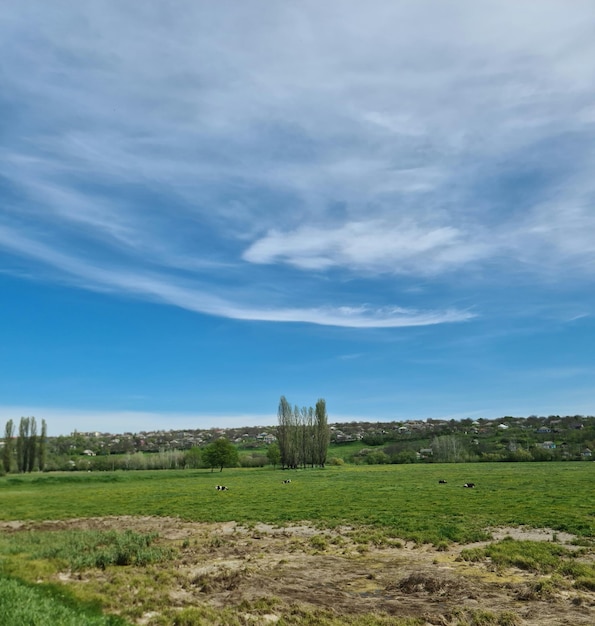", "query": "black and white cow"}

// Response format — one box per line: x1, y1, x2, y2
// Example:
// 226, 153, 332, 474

216, 485, 229, 491
438, 480, 447, 484
463, 482, 475, 488
282, 479, 292, 484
